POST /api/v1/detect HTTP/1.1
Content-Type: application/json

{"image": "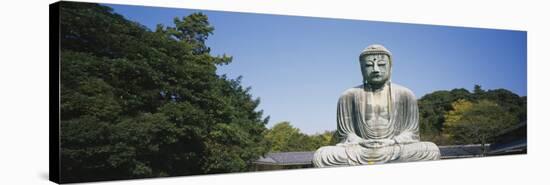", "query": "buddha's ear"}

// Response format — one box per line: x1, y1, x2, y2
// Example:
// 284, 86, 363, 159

386, 54, 392, 68
386, 54, 393, 78
359, 60, 368, 81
